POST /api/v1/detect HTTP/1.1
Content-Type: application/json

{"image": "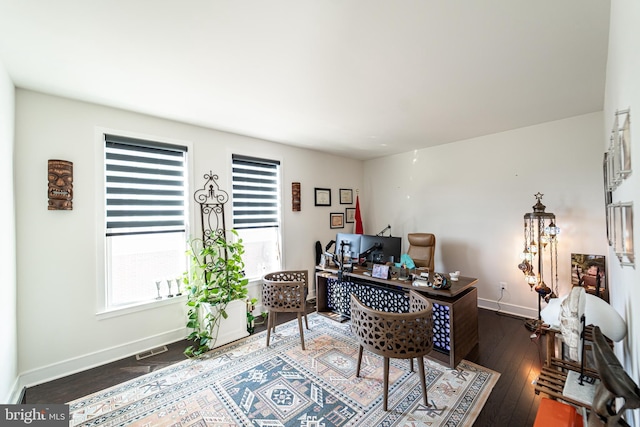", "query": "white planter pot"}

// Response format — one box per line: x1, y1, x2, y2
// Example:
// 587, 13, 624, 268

202, 299, 250, 349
